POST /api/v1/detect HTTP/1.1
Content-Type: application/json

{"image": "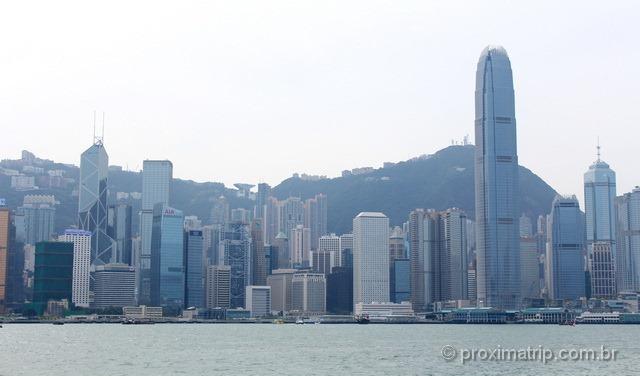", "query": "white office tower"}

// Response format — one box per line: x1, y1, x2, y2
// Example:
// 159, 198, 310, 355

139, 160, 172, 304
245, 286, 271, 317
60, 229, 92, 308
353, 212, 390, 310
318, 233, 341, 270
